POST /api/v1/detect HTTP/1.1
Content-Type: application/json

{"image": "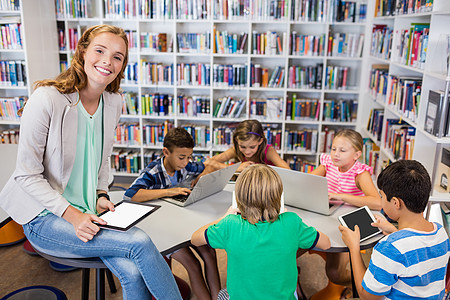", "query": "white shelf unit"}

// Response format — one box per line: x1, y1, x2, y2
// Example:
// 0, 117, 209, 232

55, 0, 369, 177
360, 0, 450, 201
0, 0, 60, 141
